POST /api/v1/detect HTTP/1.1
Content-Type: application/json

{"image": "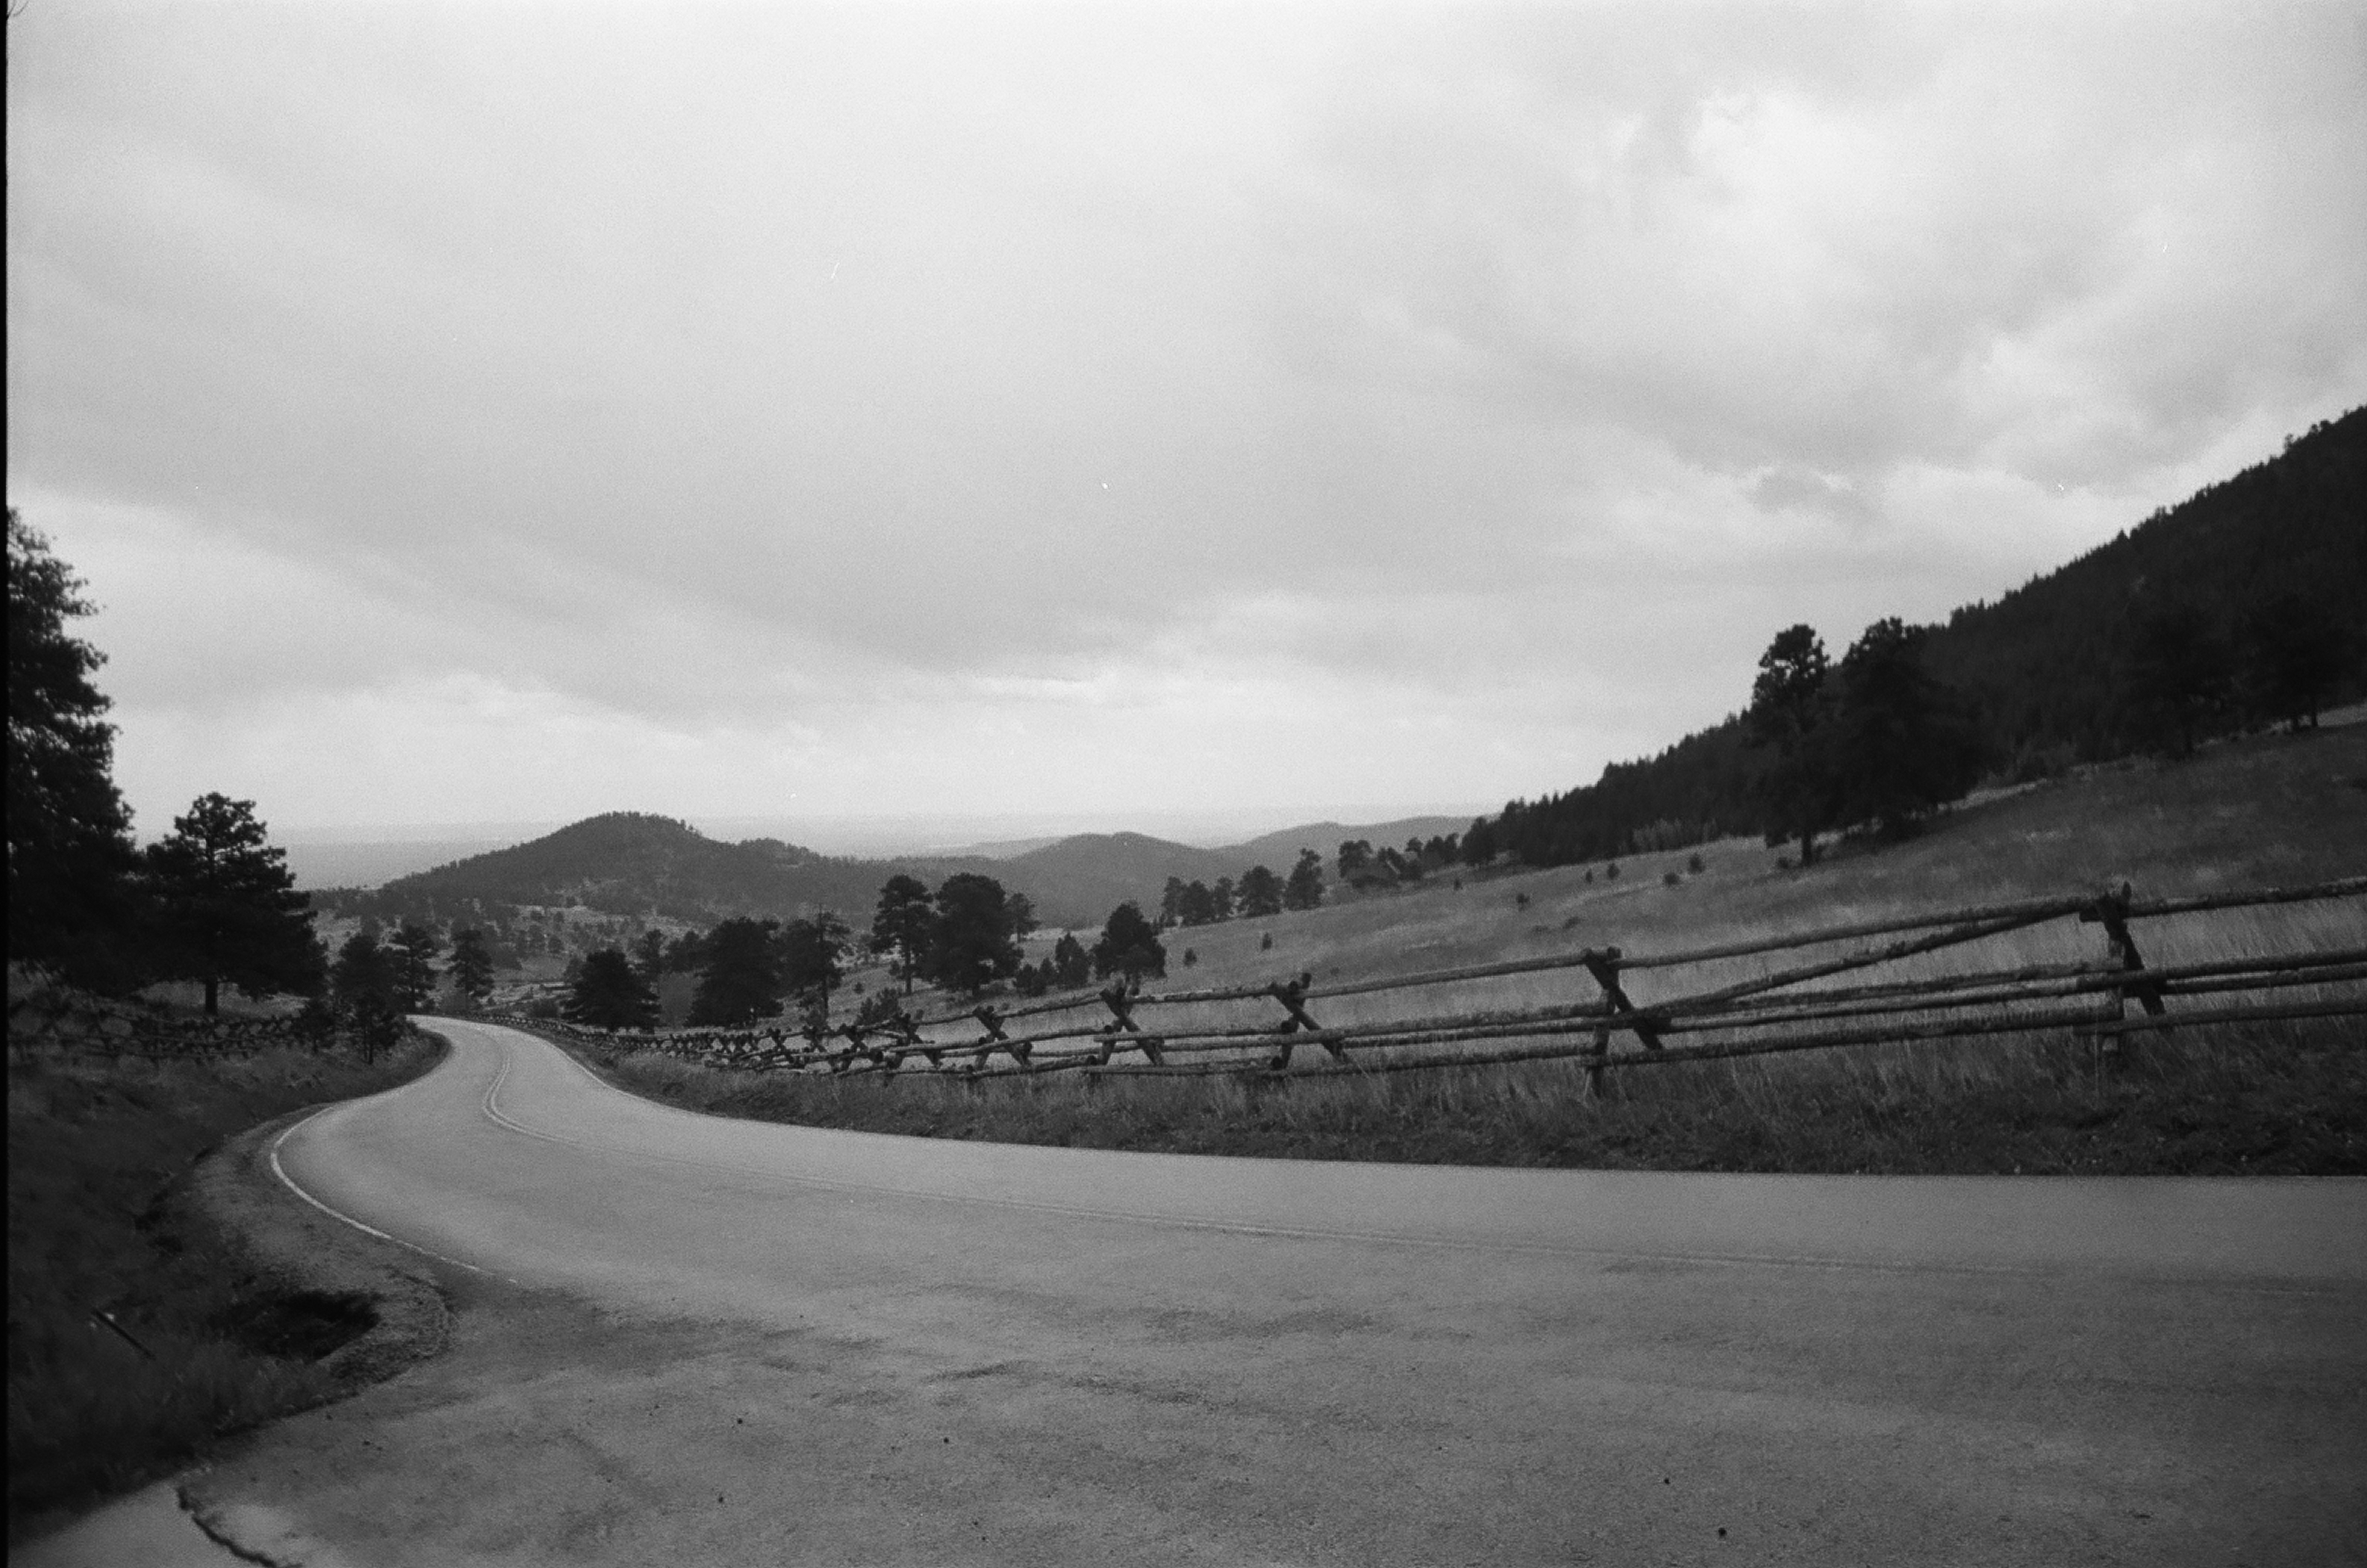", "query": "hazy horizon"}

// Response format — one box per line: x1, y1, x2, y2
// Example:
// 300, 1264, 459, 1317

274, 802, 1492, 890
